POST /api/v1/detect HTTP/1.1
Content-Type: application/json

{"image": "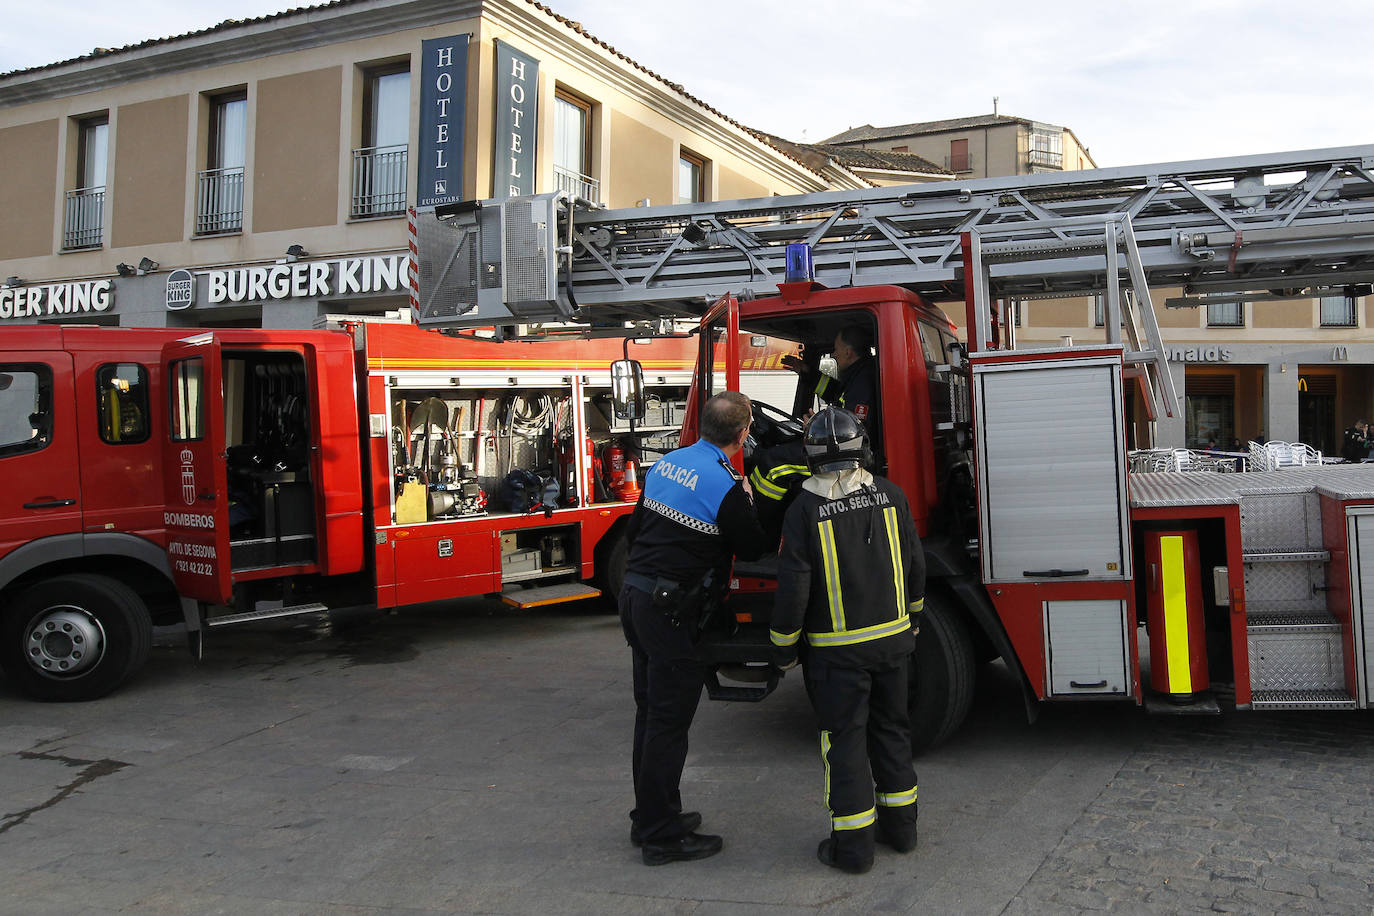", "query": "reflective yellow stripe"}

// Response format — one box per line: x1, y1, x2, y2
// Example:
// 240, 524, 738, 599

808, 616, 911, 647
876, 786, 918, 807
750, 468, 788, 501
770, 629, 801, 647
883, 506, 905, 617
821, 730, 833, 814
833, 807, 876, 831
769, 463, 810, 479
909, 597, 924, 615
1160, 535, 1193, 694
815, 374, 832, 399
819, 520, 845, 631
